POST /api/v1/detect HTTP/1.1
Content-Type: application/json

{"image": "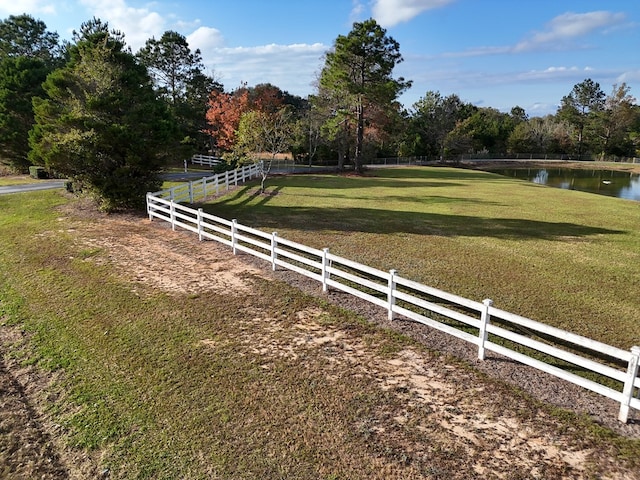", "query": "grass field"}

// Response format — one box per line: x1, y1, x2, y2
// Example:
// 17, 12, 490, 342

204, 166, 640, 351
1, 170, 640, 478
